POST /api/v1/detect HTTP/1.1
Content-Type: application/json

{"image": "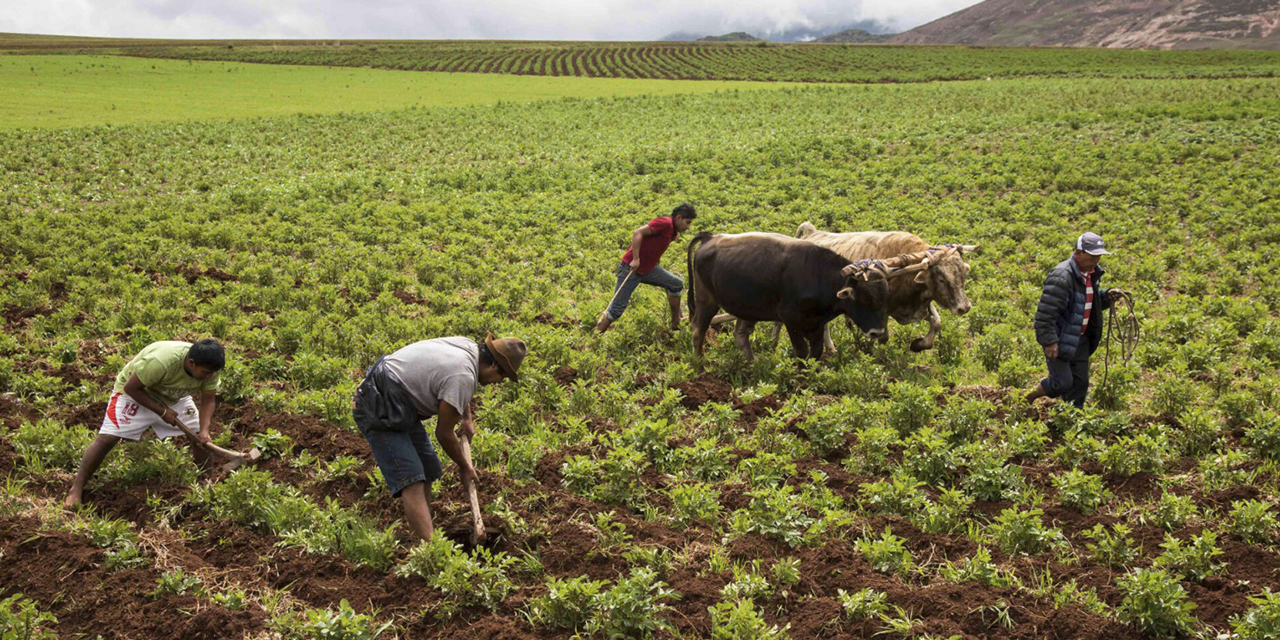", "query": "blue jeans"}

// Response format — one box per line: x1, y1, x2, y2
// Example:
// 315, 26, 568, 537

607, 262, 684, 321
1042, 356, 1091, 409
